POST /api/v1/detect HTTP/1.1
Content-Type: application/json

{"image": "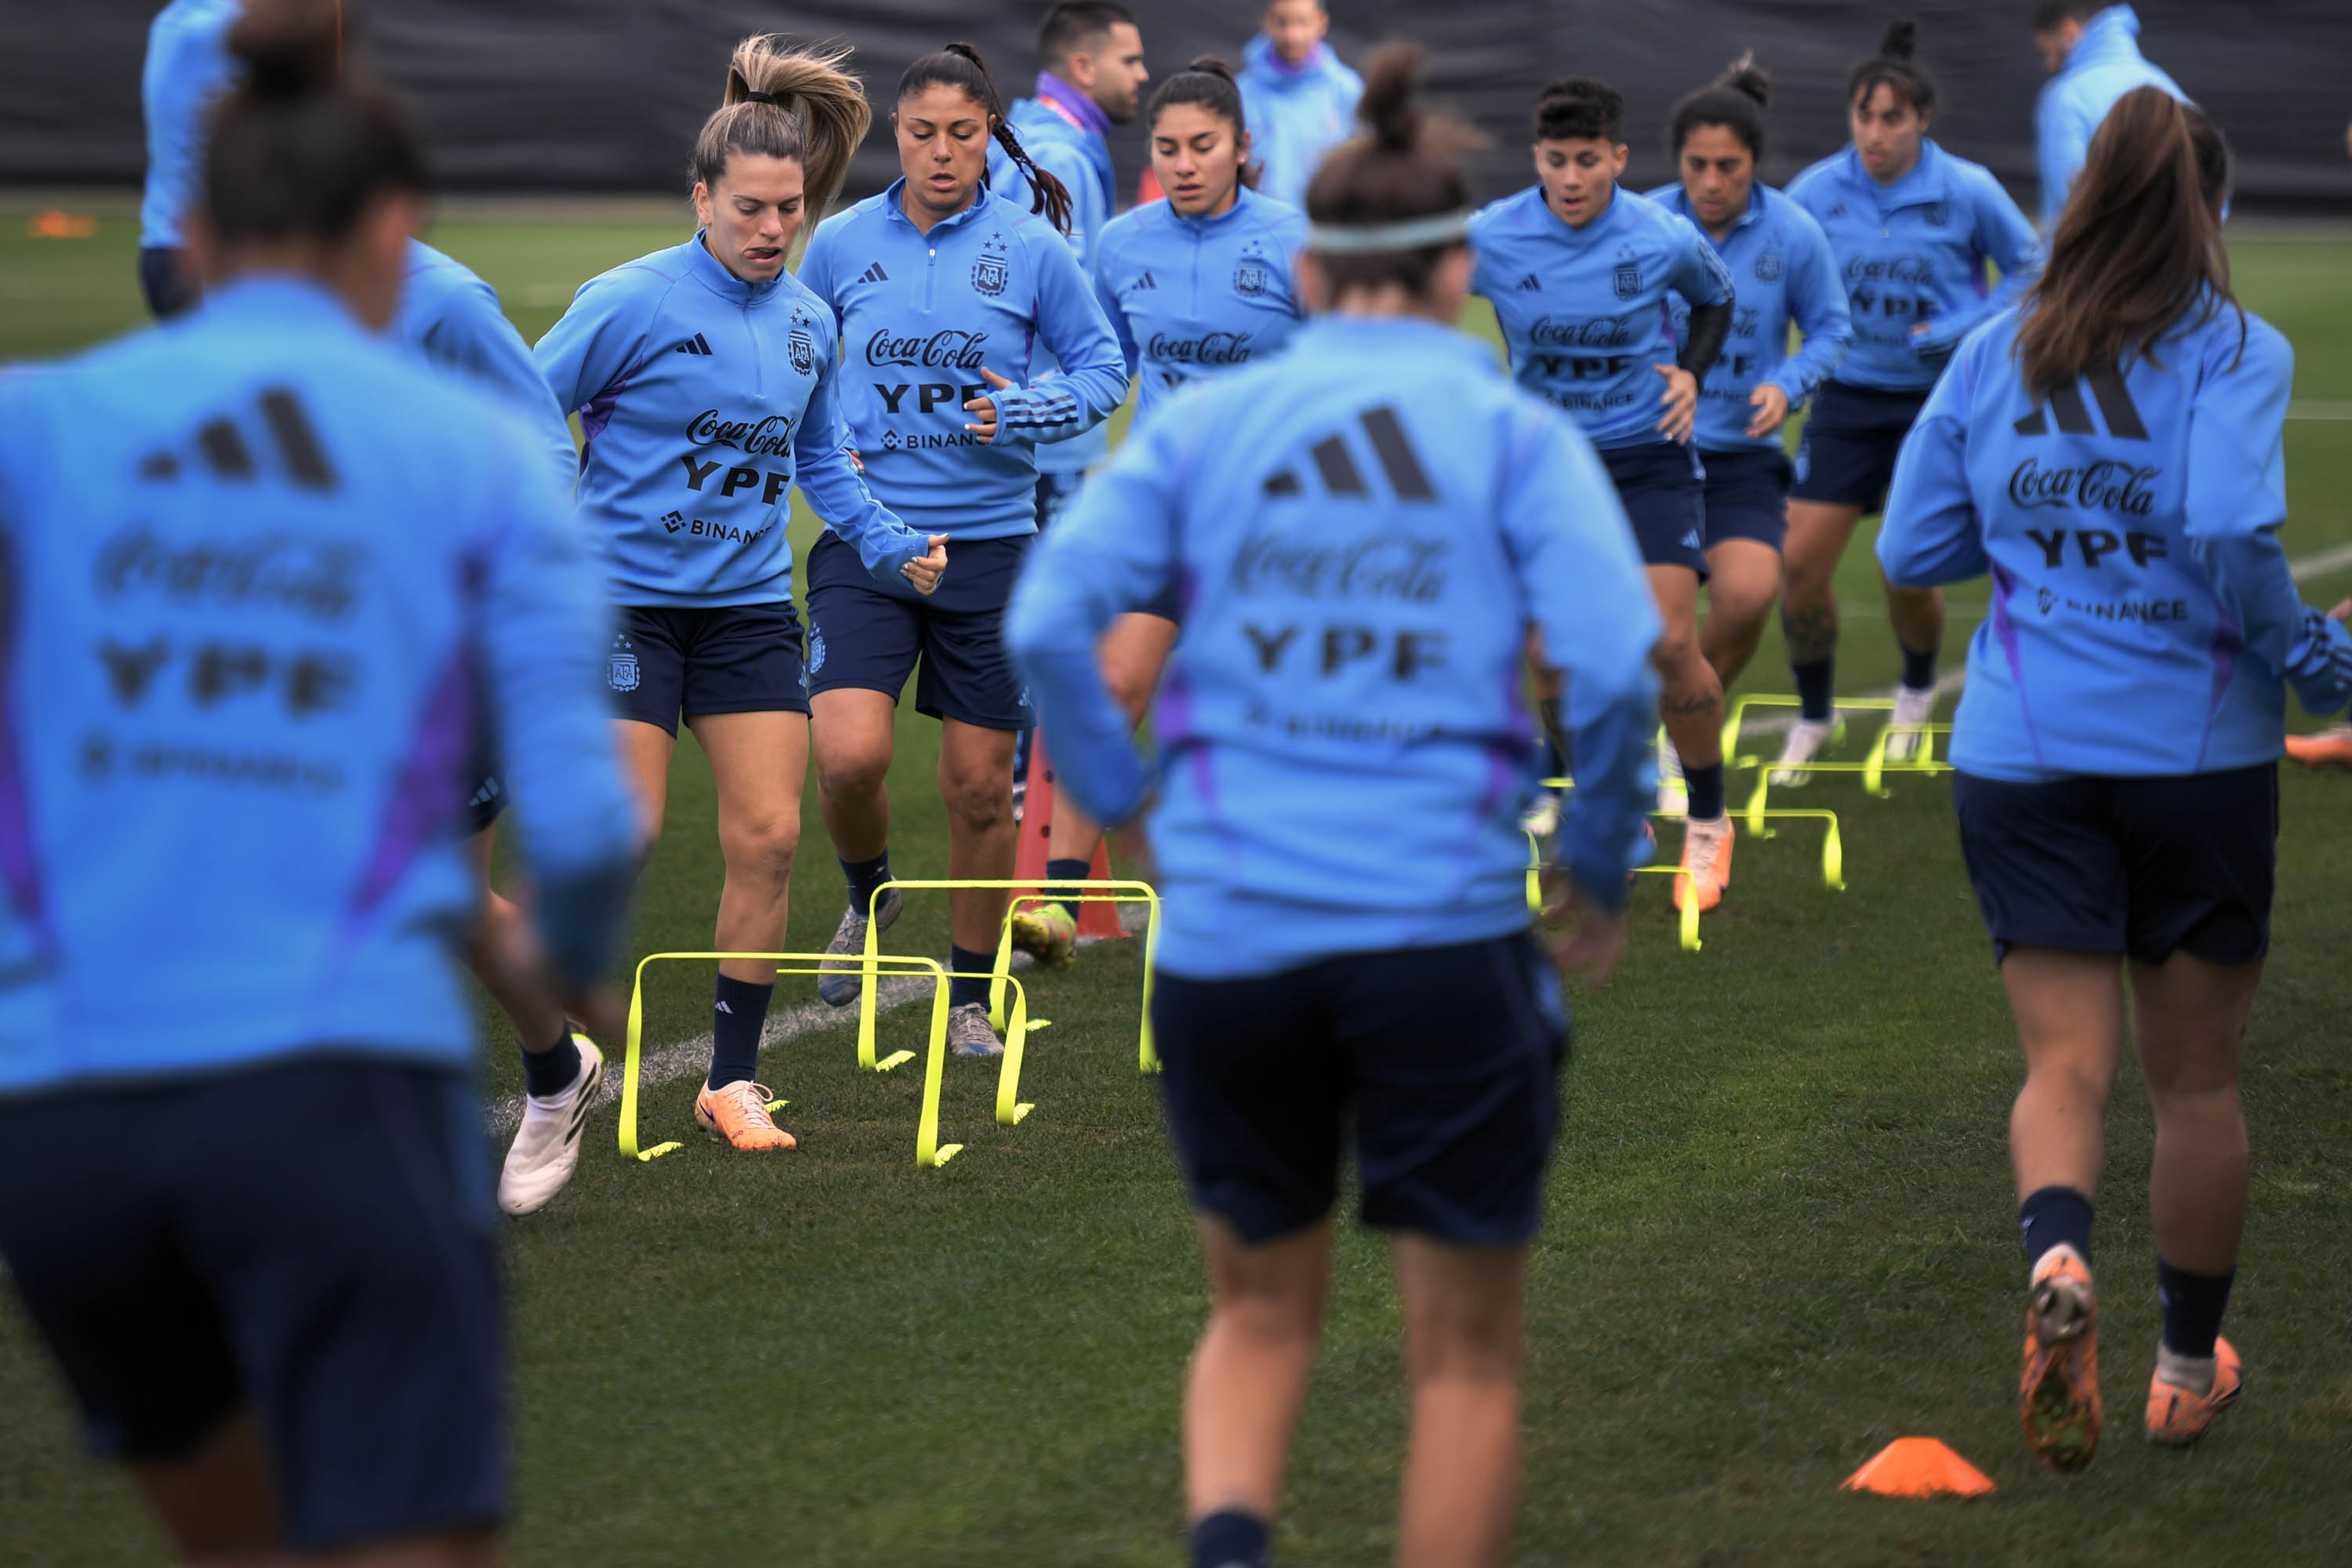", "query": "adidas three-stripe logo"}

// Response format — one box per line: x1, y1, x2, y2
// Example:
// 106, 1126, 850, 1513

1134, 270, 1157, 290
858, 262, 889, 284
1515, 273, 1541, 292
2013, 366, 2147, 440
674, 333, 714, 356
1262, 406, 1435, 501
